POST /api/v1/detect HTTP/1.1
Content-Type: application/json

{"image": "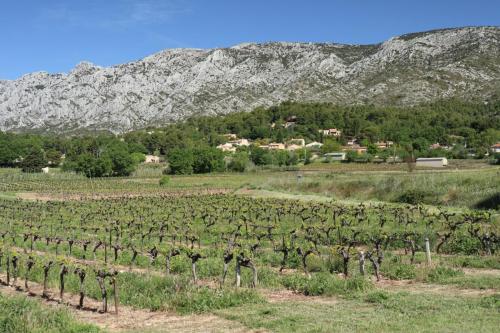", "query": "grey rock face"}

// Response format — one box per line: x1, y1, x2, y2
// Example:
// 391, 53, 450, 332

1, 27, 499, 133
